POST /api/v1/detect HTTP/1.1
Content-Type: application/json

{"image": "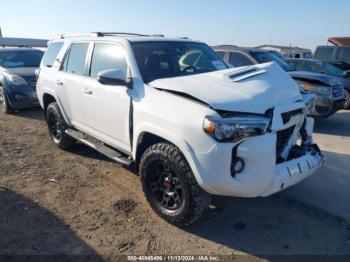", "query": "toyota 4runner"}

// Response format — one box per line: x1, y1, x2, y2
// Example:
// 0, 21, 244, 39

37, 32, 324, 226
